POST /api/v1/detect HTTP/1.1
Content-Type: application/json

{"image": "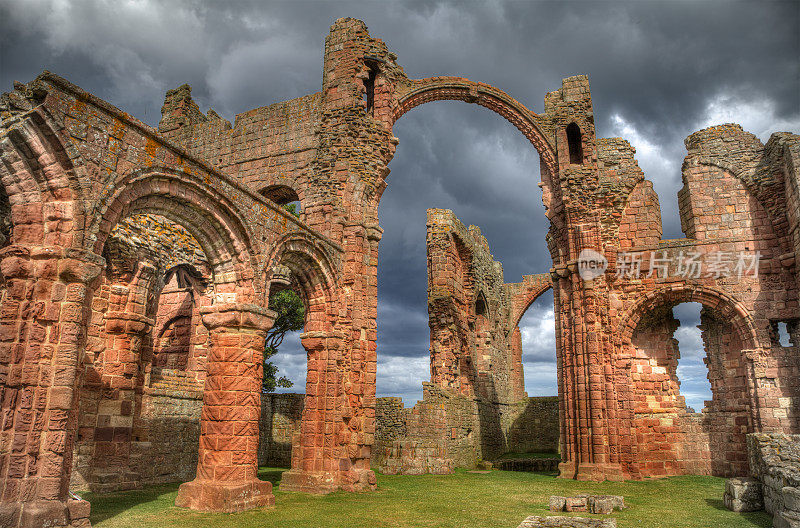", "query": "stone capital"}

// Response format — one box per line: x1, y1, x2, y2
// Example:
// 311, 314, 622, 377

104, 311, 155, 335
200, 302, 276, 332
269, 264, 292, 287
300, 331, 345, 351
0, 244, 103, 283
